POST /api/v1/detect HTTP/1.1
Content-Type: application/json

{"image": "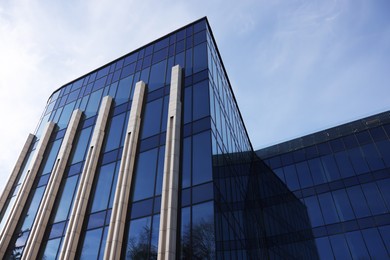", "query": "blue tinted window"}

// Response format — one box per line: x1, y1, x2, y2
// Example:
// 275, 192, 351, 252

193, 43, 208, 73
192, 131, 212, 185
21, 186, 45, 231
348, 147, 370, 174
41, 139, 62, 175
57, 101, 76, 129
376, 179, 390, 210
318, 193, 339, 224
148, 60, 166, 91
321, 155, 340, 181
193, 81, 210, 121
332, 189, 355, 221
104, 113, 126, 152
307, 158, 327, 185
379, 225, 390, 253
85, 89, 103, 117
54, 175, 78, 222
91, 163, 116, 212
49, 221, 66, 239
295, 161, 313, 188
315, 237, 334, 259
347, 185, 371, 218
182, 137, 191, 188
141, 98, 163, 139
133, 149, 158, 201
70, 126, 93, 164
115, 76, 133, 105
304, 196, 324, 227
87, 211, 106, 229
79, 228, 103, 259
150, 214, 160, 256
376, 140, 390, 167
284, 165, 300, 191
329, 234, 352, 259
183, 87, 192, 124
361, 182, 387, 215
345, 230, 370, 259
362, 228, 389, 259
192, 182, 213, 204
334, 151, 355, 178
41, 238, 61, 260
126, 217, 151, 259
361, 143, 385, 171
192, 201, 215, 259
154, 147, 165, 196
